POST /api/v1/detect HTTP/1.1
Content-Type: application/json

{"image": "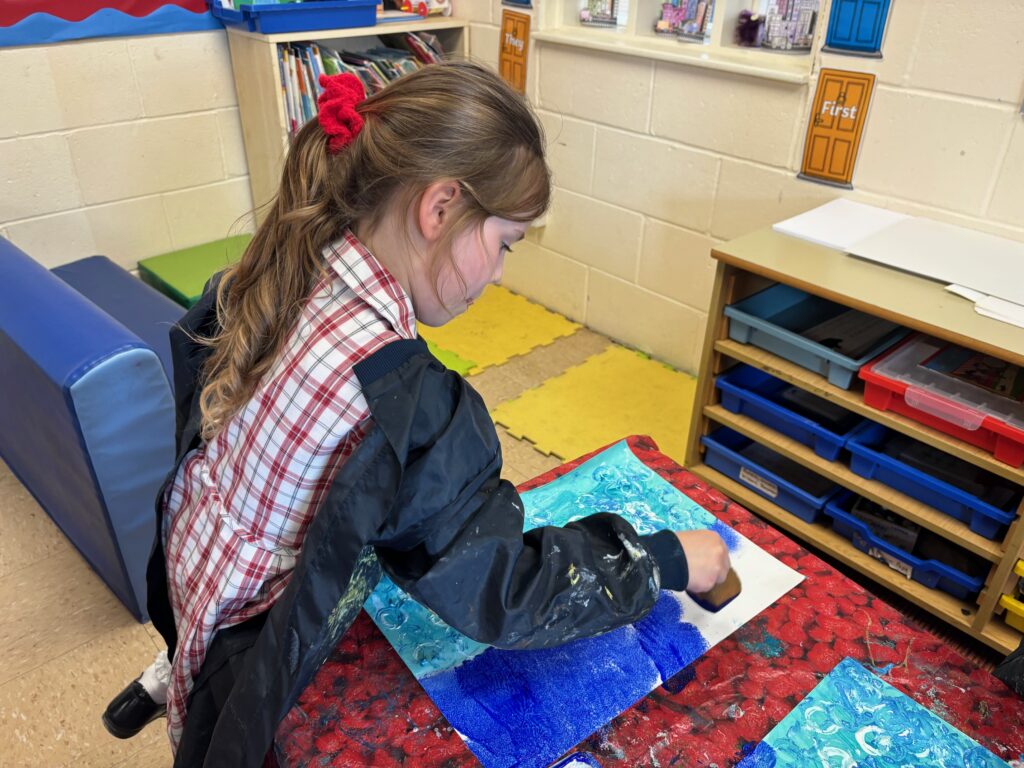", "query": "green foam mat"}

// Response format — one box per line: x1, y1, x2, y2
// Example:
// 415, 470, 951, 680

138, 234, 252, 308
